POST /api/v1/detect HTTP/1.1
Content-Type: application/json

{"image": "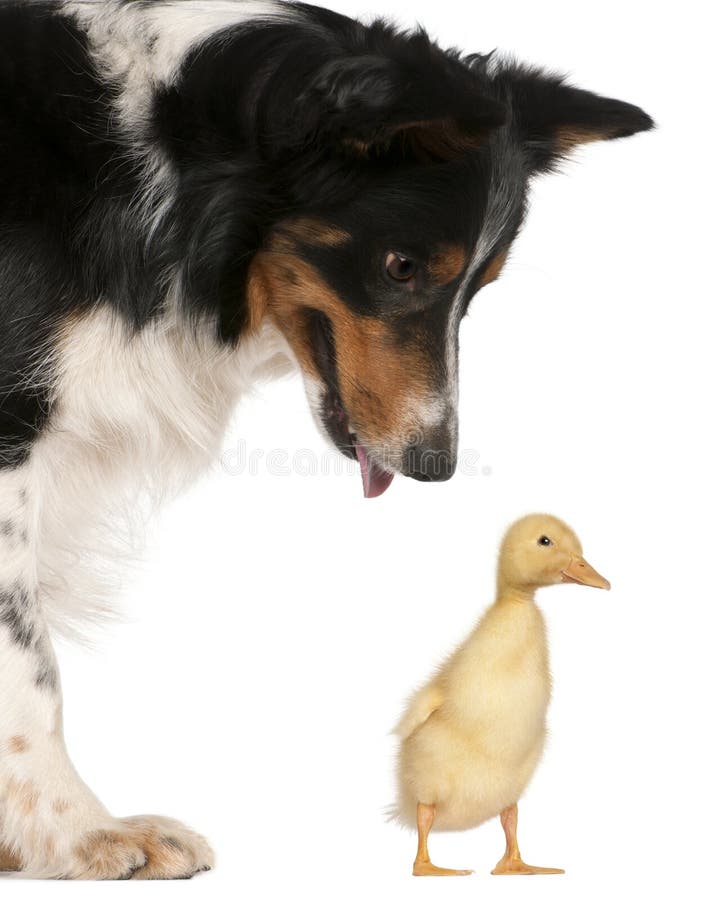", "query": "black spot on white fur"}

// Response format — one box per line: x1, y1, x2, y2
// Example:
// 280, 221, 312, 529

0, 581, 58, 689
0, 583, 35, 649
35, 654, 59, 691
